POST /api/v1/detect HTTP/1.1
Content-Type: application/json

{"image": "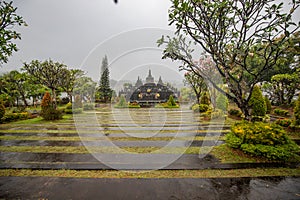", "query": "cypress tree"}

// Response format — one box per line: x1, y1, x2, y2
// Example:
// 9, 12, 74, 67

294, 95, 300, 126
98, 55, 112, 103
249, 85, 266, 117
264, 96, 272, 114
216, 93, 228, 112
